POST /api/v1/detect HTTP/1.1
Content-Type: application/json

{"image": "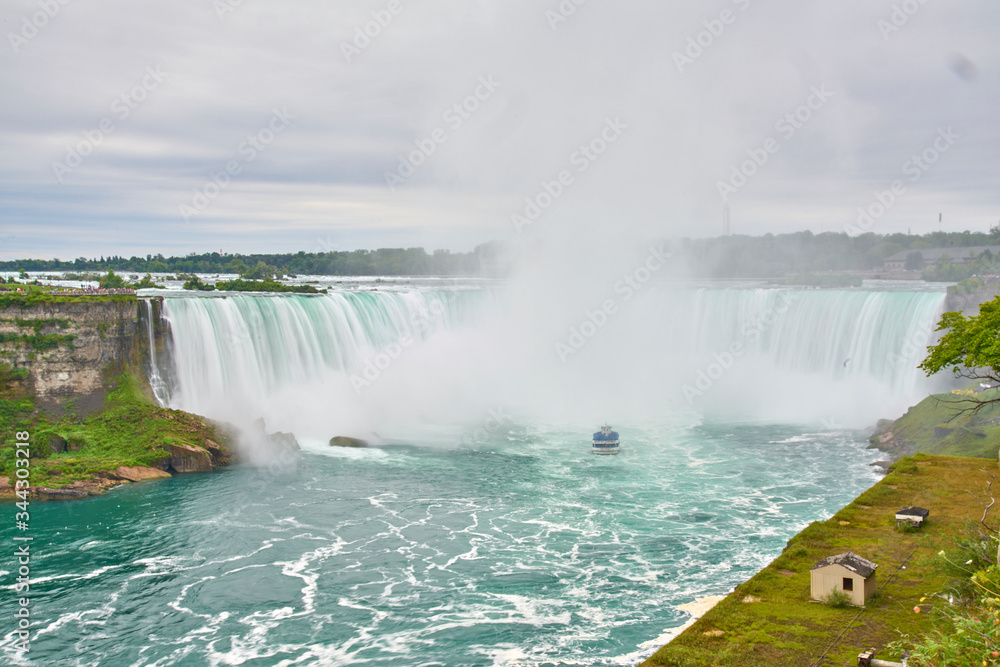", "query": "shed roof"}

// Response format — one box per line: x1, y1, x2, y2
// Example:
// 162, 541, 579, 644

896, 506, 930, 518
810, 551, 877, 578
